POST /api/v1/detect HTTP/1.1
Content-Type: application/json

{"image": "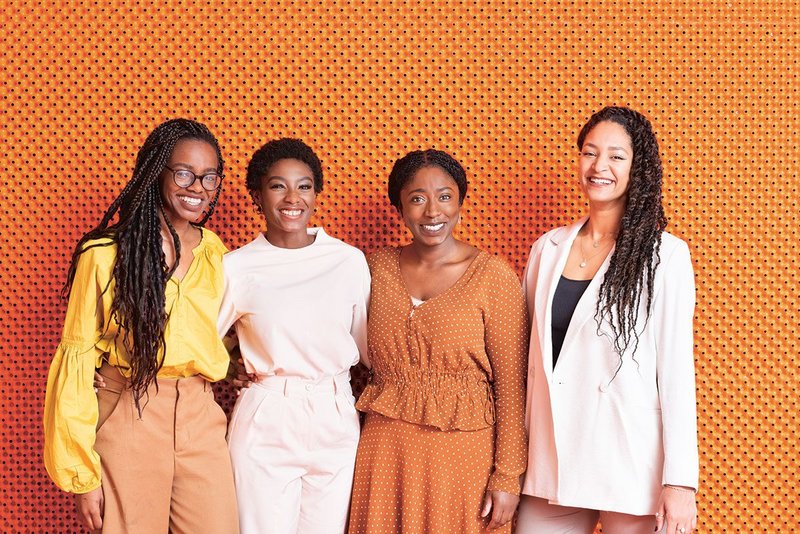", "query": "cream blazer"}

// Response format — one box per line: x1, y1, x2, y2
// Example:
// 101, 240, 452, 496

521, 218, 699, 516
